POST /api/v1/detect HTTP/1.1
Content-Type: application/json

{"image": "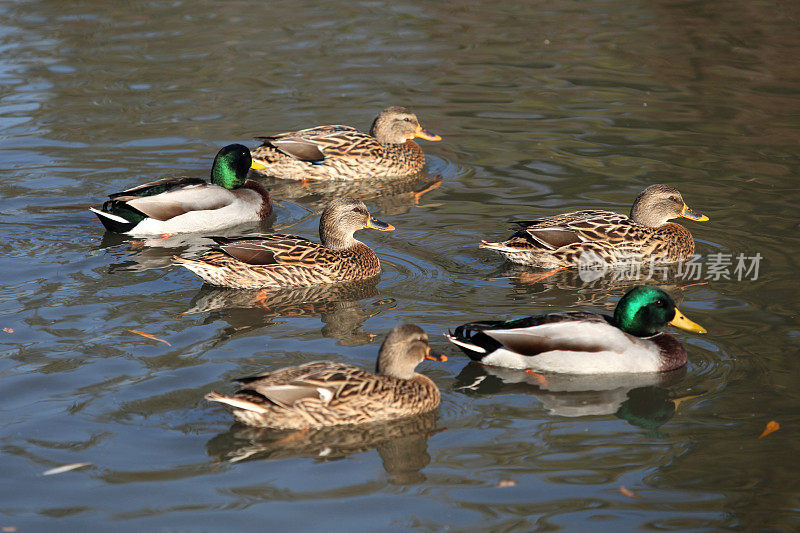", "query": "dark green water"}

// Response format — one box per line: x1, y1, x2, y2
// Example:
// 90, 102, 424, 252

2, 0, 799, 530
